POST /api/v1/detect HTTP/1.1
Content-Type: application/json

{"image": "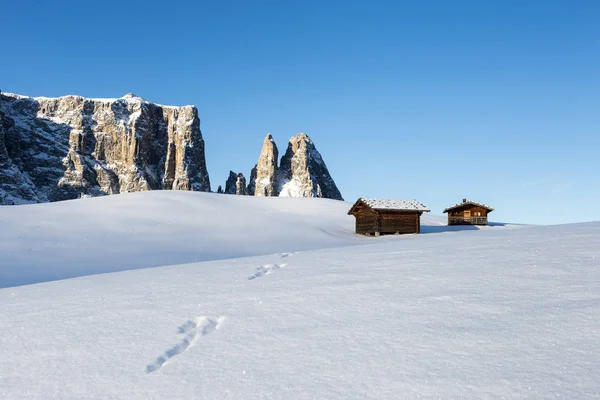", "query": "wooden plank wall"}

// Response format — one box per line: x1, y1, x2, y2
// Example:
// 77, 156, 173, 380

355, 208, 379, 234
379, 211, 419, 234
353, 207, 422, 235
